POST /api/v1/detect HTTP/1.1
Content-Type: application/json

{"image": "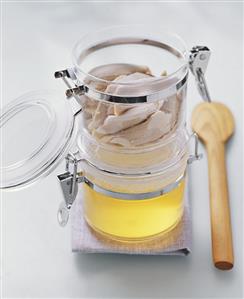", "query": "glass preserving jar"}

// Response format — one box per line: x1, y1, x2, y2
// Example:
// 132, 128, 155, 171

57, 26, 197, 241
1, 25, 210, 243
